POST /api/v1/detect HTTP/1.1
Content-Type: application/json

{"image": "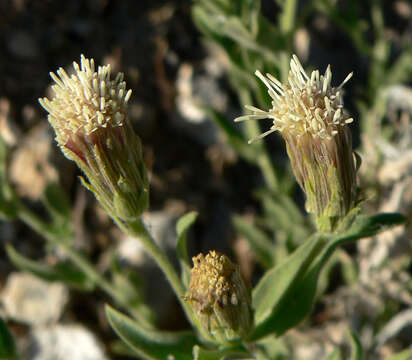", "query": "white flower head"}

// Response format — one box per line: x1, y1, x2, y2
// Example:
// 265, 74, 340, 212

235, 55, 353, 143
39, 55, 149, 222
39, 54, 132, 147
